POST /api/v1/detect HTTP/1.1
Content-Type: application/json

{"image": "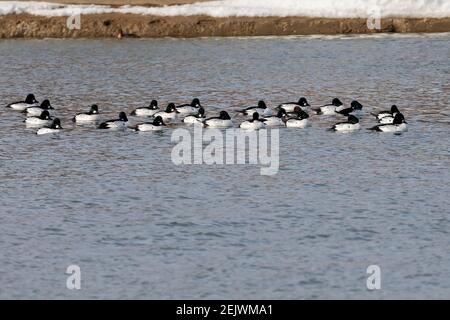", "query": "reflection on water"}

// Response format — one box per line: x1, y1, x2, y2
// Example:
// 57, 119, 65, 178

0, 34, 449, 299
